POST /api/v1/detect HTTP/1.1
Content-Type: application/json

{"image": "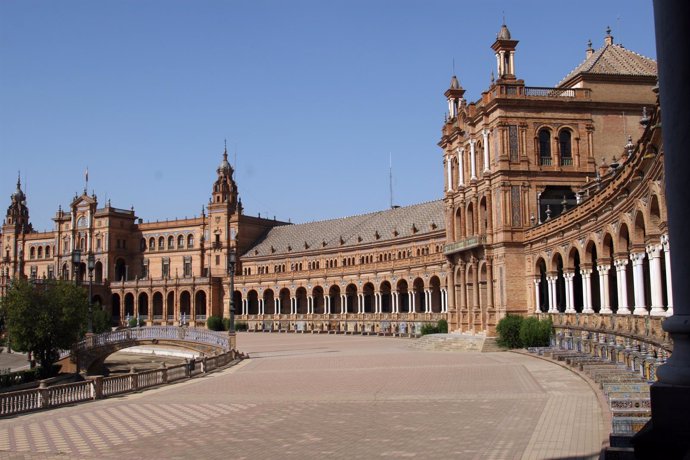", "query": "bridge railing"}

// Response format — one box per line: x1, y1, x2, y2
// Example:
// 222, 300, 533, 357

0, 348, 244, 417
75, 326, 231, 353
